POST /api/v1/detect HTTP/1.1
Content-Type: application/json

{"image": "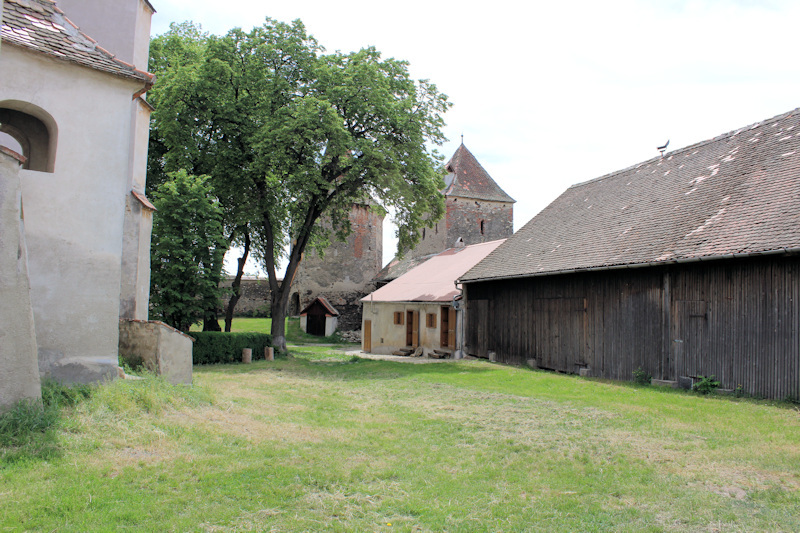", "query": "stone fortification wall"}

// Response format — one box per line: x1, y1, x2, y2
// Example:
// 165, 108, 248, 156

219, 277, 272, 316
